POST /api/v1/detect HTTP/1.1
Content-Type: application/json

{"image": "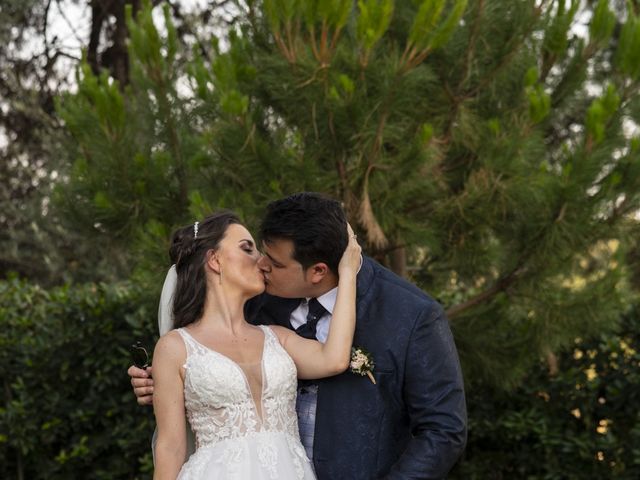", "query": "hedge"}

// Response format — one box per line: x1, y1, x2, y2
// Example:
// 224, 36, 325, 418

0, 277, 156, 479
